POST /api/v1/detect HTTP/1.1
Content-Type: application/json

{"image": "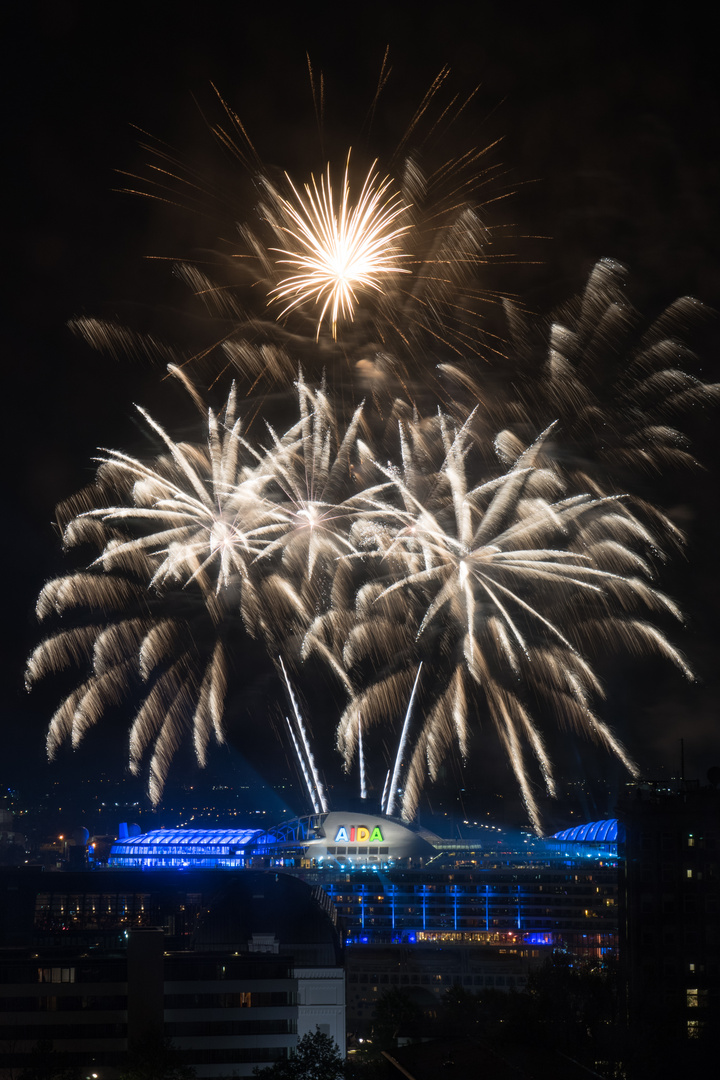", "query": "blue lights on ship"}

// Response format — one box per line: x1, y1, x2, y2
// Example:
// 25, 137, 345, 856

109, 828, 266, 868
109, 818, 620, 869
106, 816, 620, 957
551, 819, 618, 844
